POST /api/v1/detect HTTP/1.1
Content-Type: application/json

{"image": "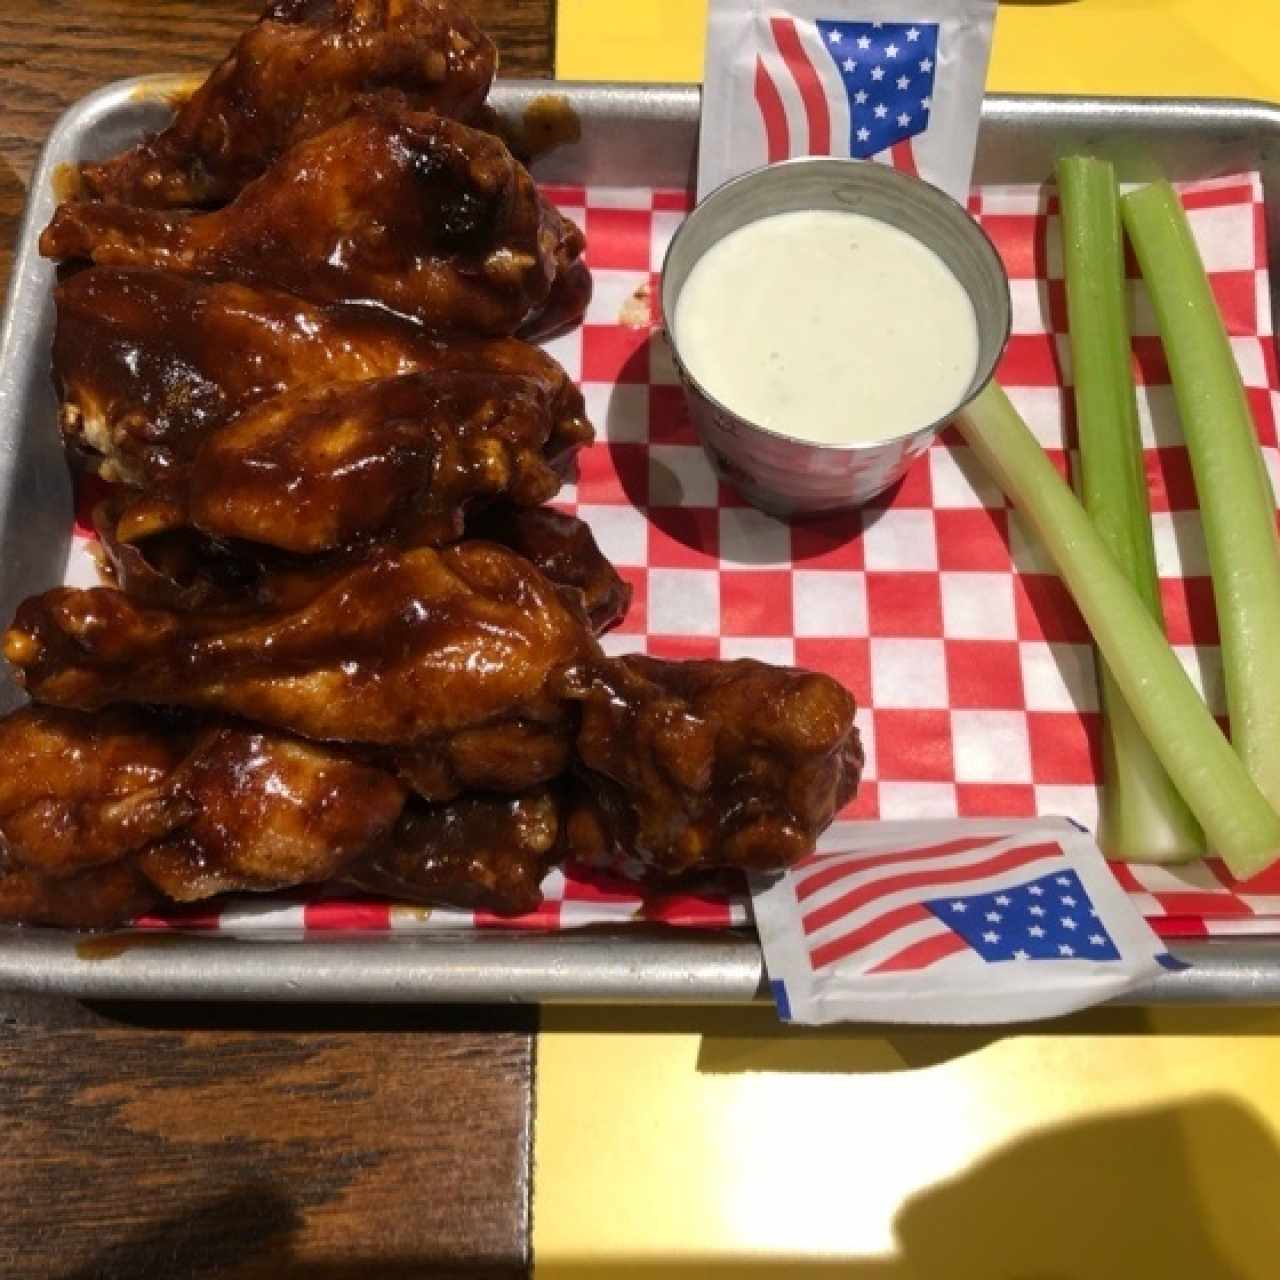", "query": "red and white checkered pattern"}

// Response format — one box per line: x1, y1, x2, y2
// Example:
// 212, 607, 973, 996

1110, 855, 1280, 939
131, 861, 750, 935
61, 174, 1280, 940
125, 849, 1280, 943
